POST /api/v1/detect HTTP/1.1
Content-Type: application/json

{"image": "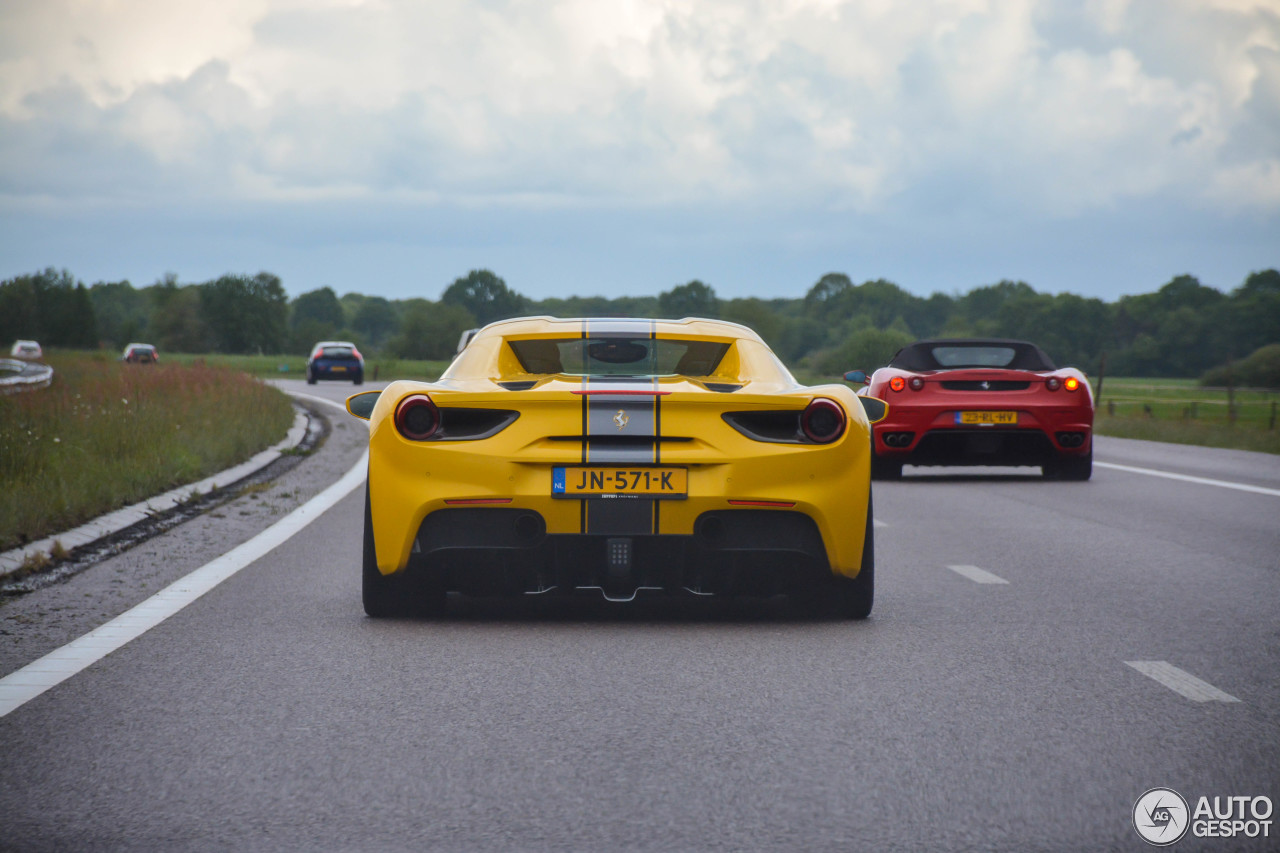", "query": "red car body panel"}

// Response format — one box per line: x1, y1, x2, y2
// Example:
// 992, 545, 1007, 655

862, 340, 1094, 473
